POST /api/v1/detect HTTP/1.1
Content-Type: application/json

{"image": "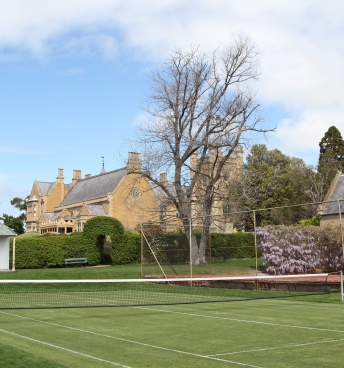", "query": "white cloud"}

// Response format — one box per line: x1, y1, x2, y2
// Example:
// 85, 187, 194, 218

1, 0, 344, 166
266, 108, 344, 165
